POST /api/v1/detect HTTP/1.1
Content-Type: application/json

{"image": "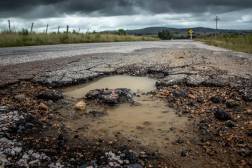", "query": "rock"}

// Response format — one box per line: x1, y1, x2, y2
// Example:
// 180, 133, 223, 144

128, 163, 143, 168
180, 149, 189, 157
74, 100, 86, 111
238, 148, 252, 157
246, 130, 252, 137
186, 74, 208, 86
226, 100, 240, 108
175, 138, 185, 144
0, 106, 8, 113
38, 103, 48, 111
240, 88, 252, 102
188, 94, 196, 99
172, 90, 187, 98
14, 94, 26, 101
85, 88, 133, 105
210, 96, 222, 104
225, 120, 236, 128
214, 109, 231, 121
156, 74, 187, 87
86, 110, 106, 117
36, 90, 63, 101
